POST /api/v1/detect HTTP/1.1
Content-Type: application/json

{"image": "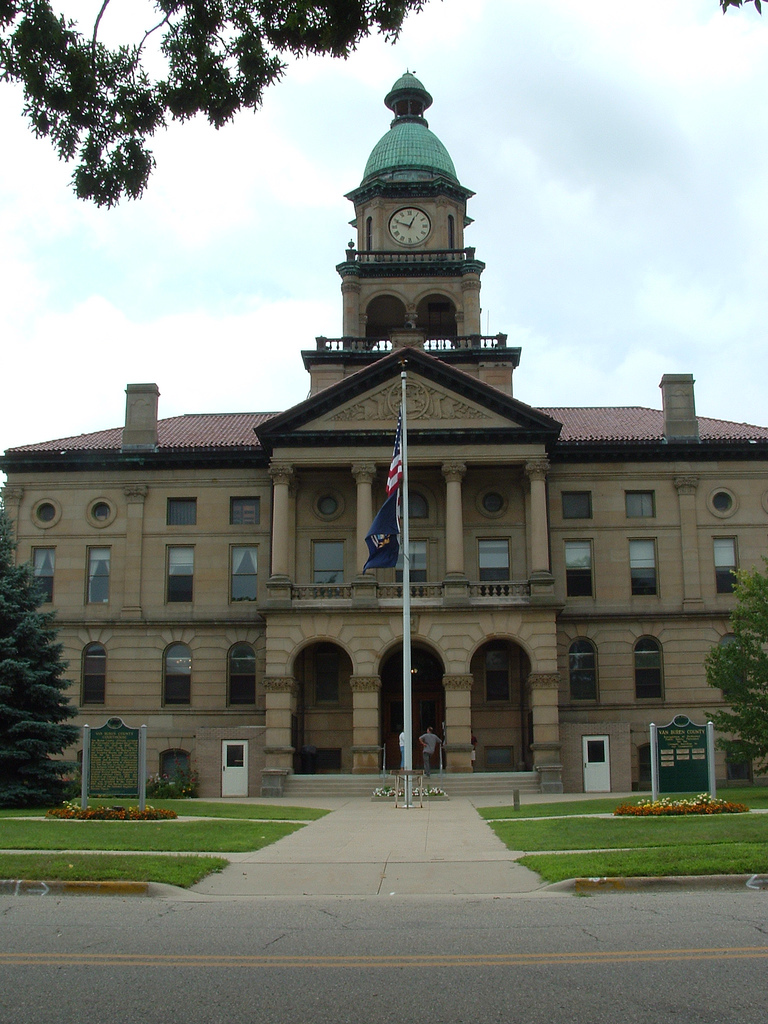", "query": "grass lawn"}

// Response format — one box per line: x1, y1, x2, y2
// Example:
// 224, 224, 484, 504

478, 788, 768, 820
0, 818, 304, 853
0, 853, 228, 888
0, 801, 328, 821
